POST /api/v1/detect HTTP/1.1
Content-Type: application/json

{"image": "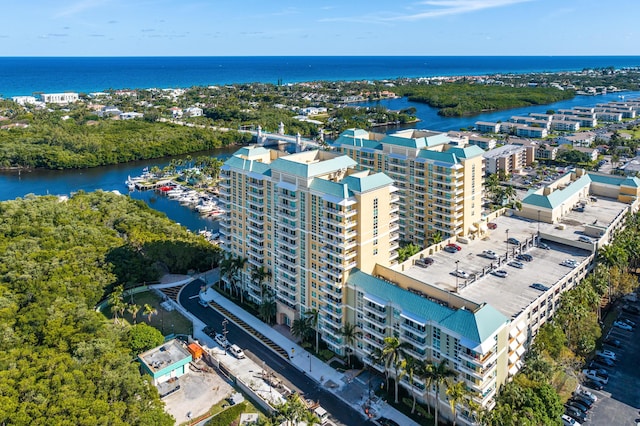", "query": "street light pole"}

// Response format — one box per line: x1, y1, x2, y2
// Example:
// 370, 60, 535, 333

537, 210, 541, 242
455, 260, 460, 292
506, 228, 510, 259
308, 354, 312, 372
222, 318, 228, 354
